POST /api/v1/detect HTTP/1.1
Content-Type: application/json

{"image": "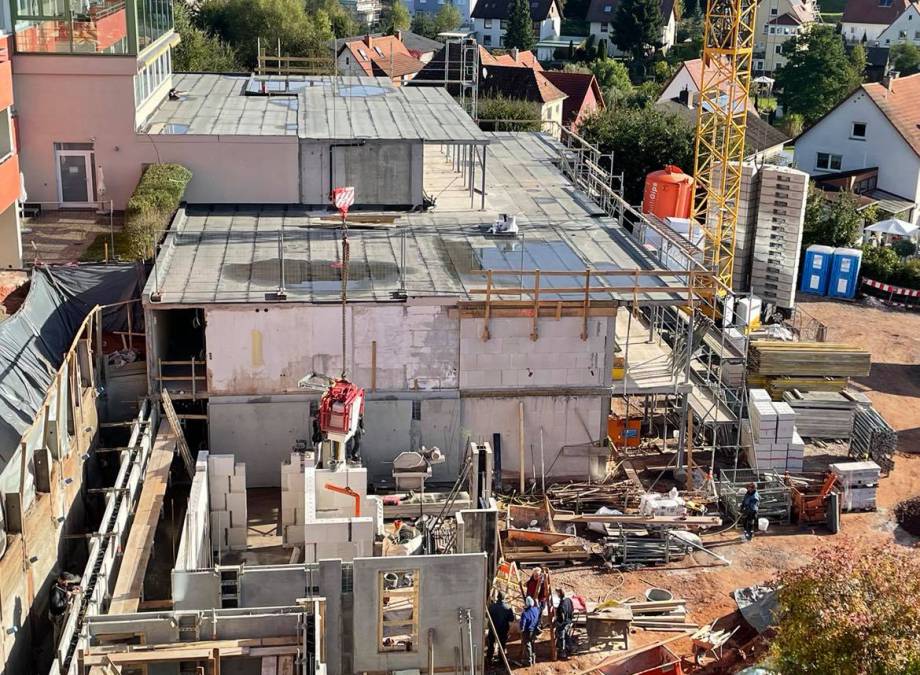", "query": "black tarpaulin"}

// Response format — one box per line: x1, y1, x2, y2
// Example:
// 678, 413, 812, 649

0, 263, 145, 468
